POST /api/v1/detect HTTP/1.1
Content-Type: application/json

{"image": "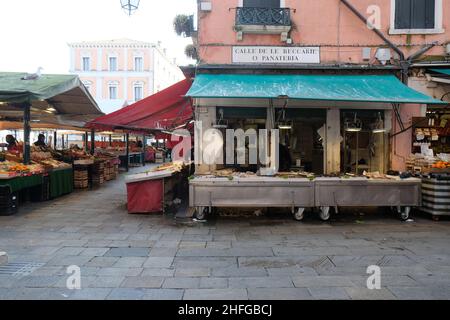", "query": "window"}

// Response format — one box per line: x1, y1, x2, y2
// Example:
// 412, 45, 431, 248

82, 57, 90, 71
134, 83, 143, 101
109, 57, 117, 71
391, 0, 443, 34
109, 84, 118, 100
134, 57, 143, 72
243, 0, 279, 7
